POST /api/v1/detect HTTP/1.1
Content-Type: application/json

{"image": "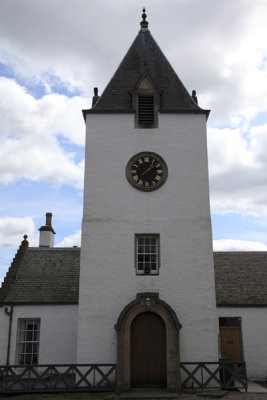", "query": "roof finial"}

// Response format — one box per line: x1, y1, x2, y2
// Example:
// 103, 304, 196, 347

140, 7, 148, 31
